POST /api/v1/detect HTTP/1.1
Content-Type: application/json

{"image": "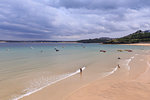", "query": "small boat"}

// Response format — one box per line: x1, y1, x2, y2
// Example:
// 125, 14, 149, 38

125, 49, 133, 52
117, 50, 123, 52
100, 50, 106, 53
54, 48, 59, 52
